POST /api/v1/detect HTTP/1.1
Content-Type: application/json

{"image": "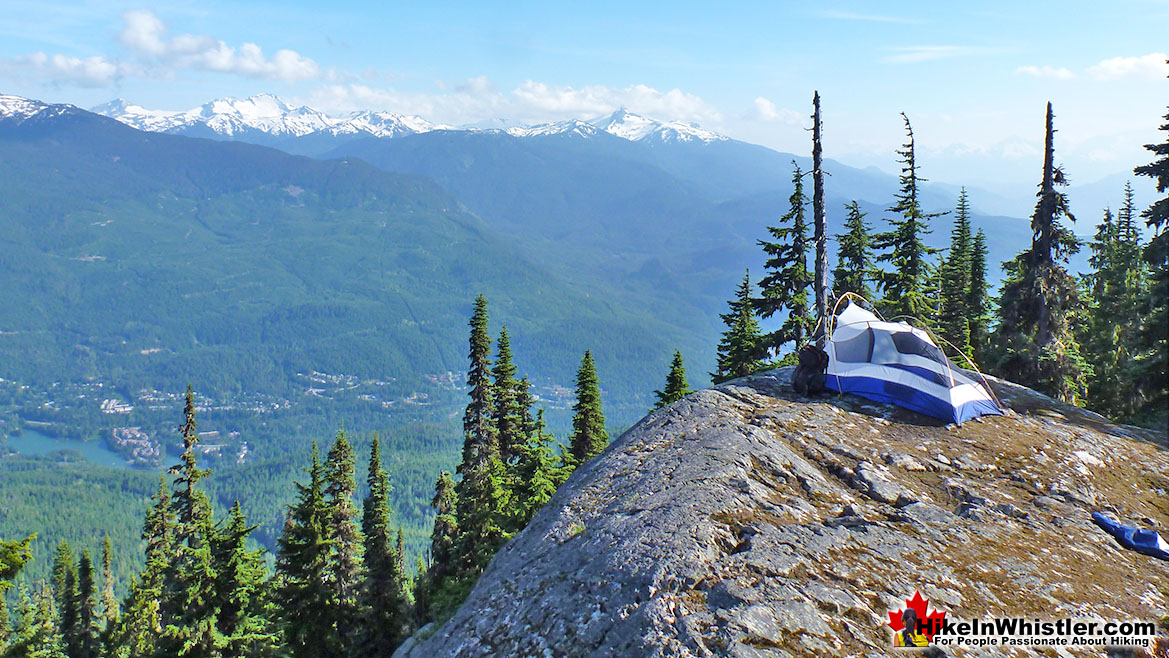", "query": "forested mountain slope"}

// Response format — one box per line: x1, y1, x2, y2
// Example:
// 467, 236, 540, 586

0, 99, 708, 580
